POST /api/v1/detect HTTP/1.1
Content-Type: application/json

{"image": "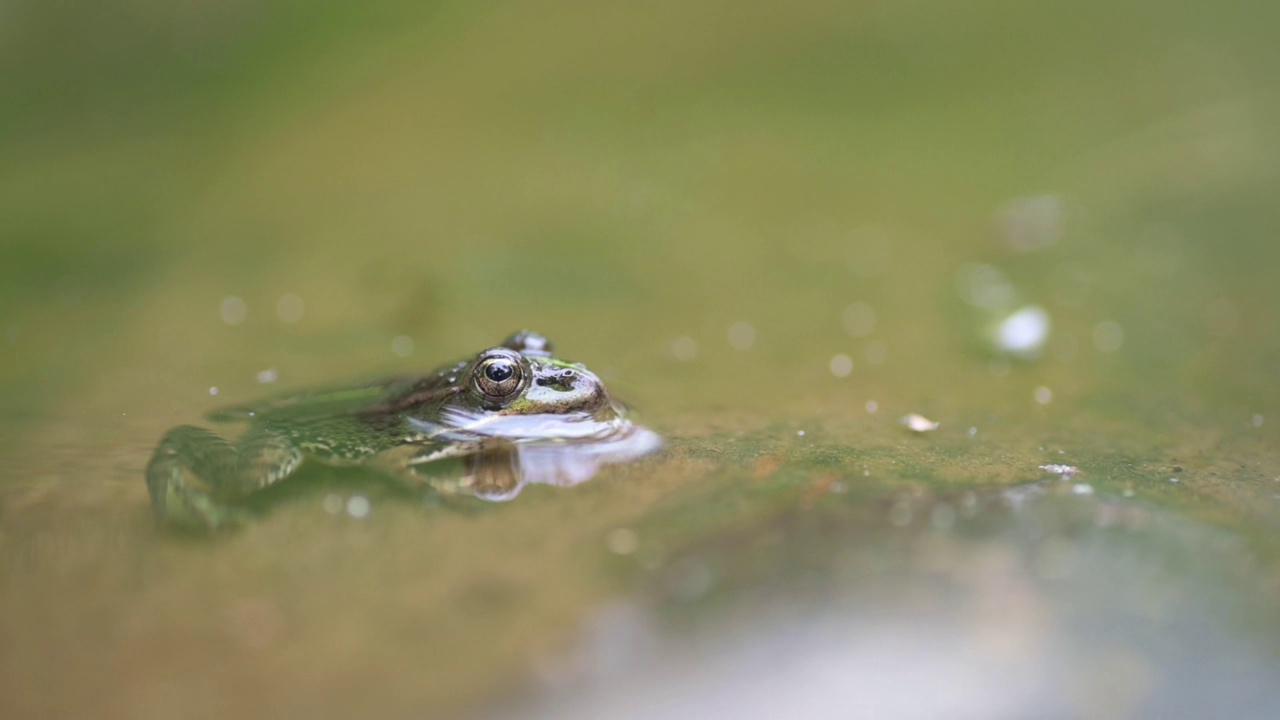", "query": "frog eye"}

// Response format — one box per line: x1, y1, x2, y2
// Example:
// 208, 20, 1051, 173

474, 355, 525, 399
